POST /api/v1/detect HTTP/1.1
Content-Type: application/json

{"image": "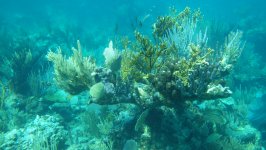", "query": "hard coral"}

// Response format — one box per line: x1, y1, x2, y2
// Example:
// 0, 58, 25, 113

121, 7, 244, 101
121, 31, 173, 82
152, 45, 218, 100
